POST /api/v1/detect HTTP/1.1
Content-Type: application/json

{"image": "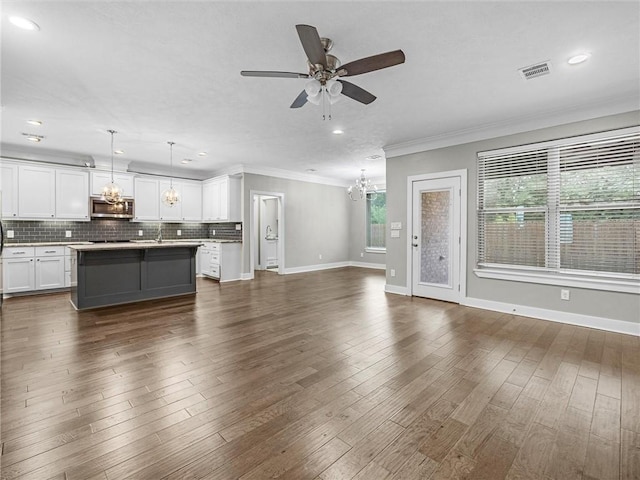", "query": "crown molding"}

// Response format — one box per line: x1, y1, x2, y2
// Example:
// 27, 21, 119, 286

214, 164, 348, 187
383, 94, 639, 159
